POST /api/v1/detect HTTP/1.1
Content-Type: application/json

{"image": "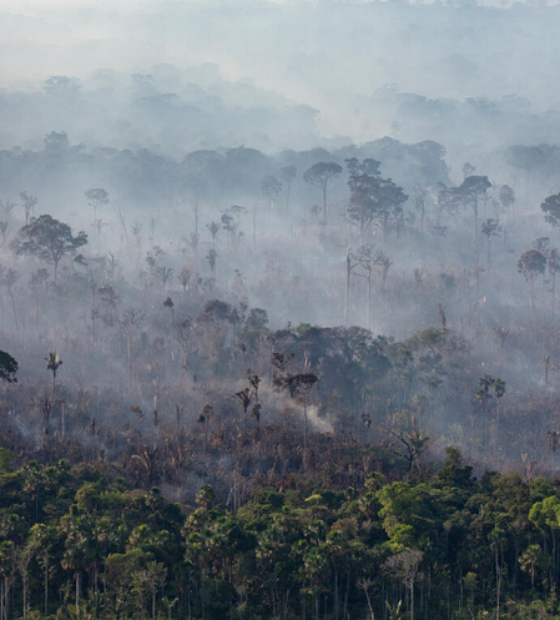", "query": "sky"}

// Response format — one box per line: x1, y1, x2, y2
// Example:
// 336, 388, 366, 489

2, 0, 560, 143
